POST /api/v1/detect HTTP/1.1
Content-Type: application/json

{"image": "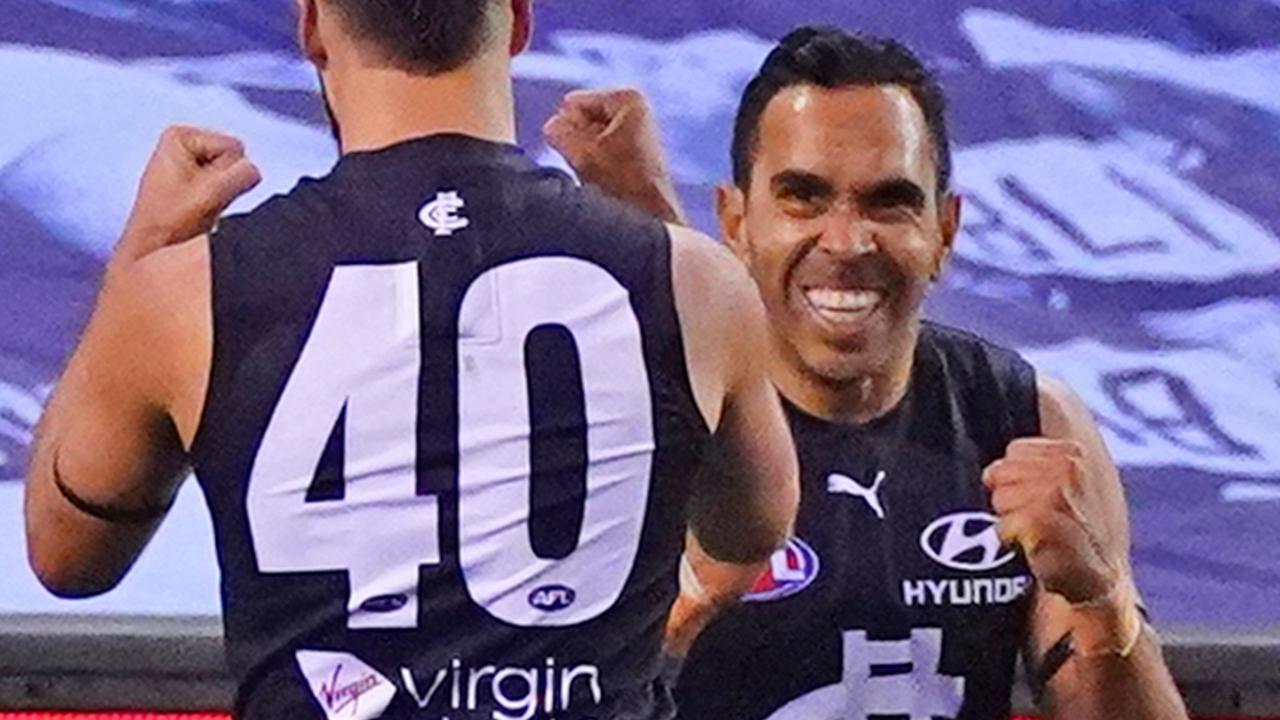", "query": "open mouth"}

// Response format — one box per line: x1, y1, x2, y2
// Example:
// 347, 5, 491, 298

802, 287, 885, 329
